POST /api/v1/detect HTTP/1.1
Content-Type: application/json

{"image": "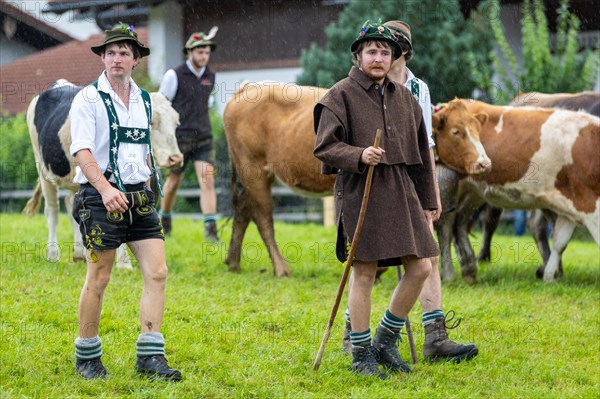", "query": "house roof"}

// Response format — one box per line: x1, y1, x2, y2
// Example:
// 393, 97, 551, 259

44, 0, 156, 29
1, 0, 75, 47
0, 28, 148, 115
